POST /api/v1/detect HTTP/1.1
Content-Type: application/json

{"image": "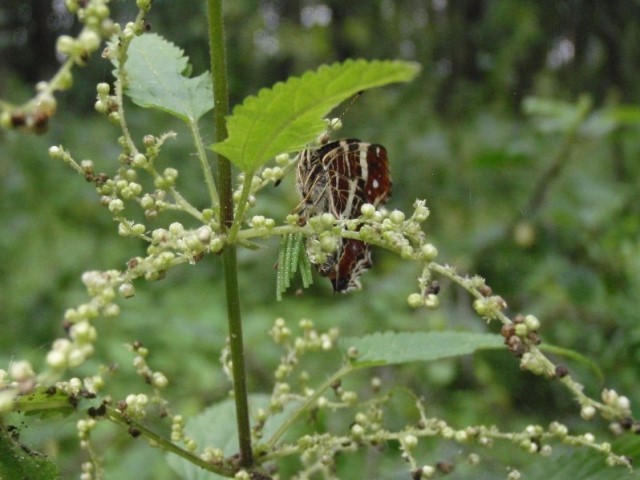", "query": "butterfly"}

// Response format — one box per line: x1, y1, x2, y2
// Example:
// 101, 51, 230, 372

296, 138, 392, 292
